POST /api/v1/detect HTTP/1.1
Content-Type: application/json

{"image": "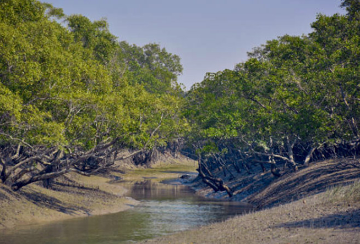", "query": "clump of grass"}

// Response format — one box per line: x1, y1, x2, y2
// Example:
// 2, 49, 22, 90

322, 180, 360, 204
